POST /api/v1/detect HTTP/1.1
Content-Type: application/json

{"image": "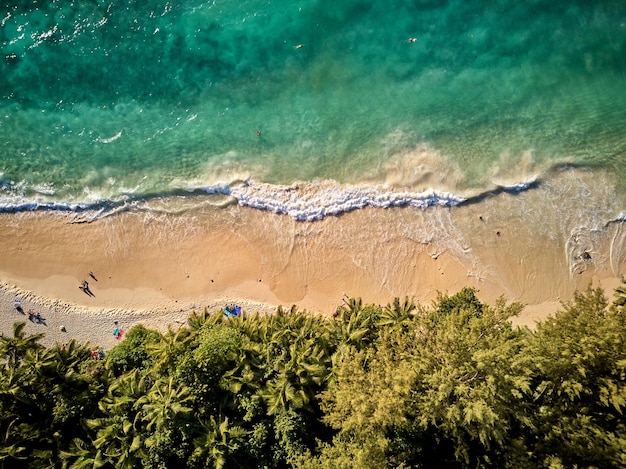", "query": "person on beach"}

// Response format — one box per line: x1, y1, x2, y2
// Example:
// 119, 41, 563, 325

223, 304, 241, 317
80, 280, 95, 297
113, 322, 124, 339
342, 292, 351, 307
